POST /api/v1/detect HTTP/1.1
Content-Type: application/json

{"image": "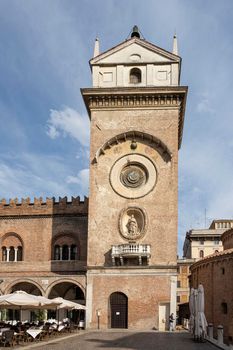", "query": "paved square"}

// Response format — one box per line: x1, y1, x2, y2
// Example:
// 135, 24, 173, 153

21, 331, 219, 350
